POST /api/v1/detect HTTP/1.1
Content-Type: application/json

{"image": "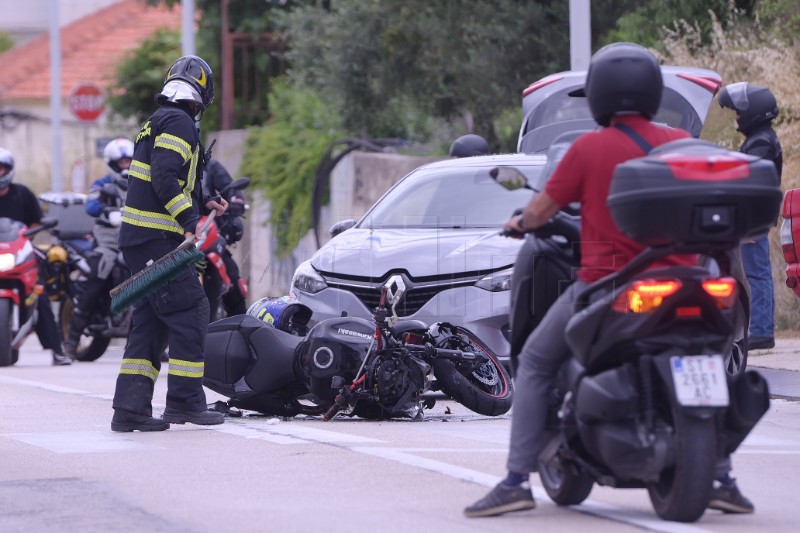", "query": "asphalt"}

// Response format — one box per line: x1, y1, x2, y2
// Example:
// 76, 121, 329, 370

747, 337, 800, 401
